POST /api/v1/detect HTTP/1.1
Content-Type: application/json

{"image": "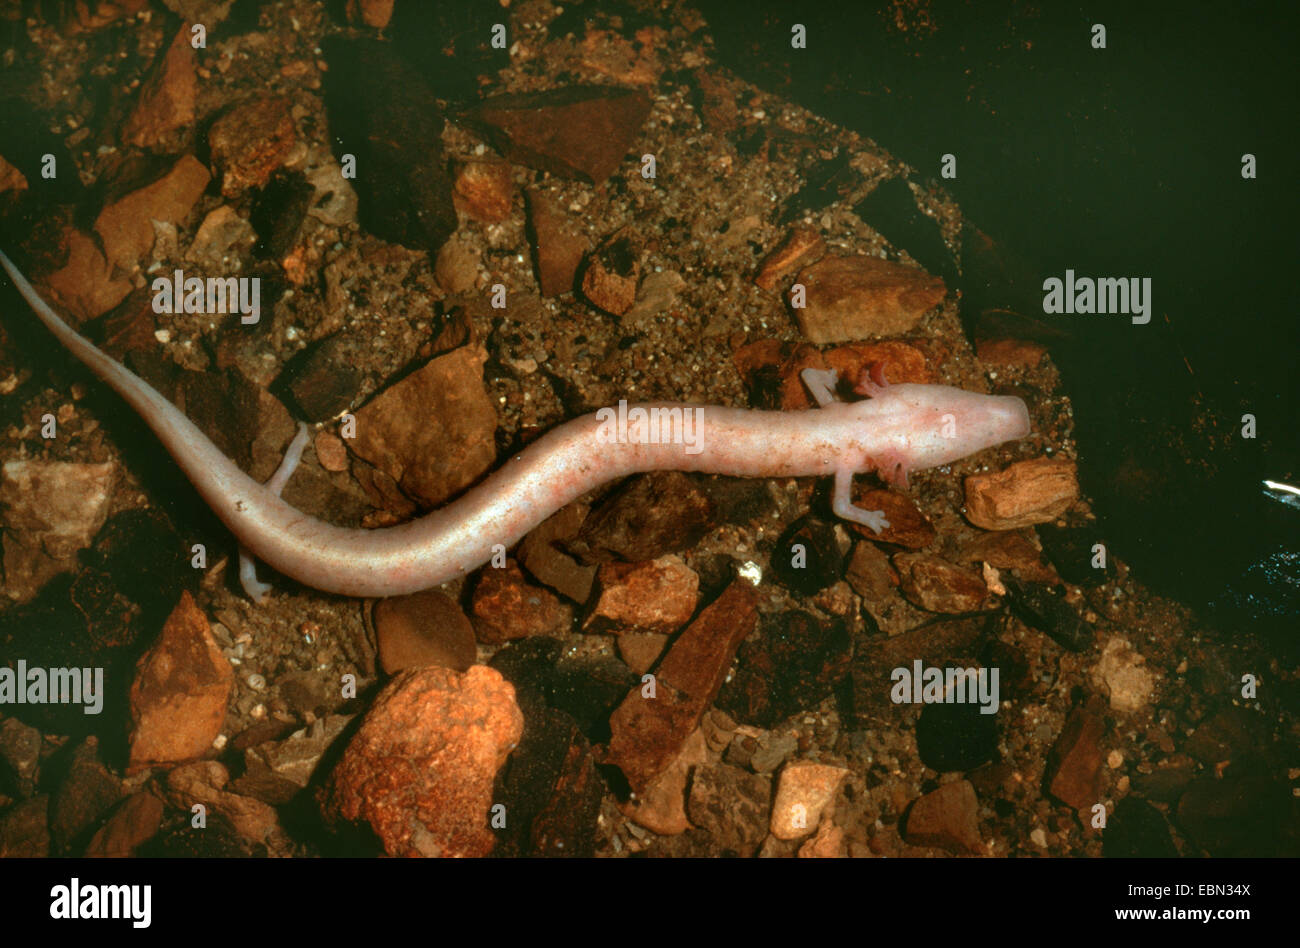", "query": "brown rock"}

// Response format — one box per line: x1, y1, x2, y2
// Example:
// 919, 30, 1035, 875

163, 761, 279, 843
128, 592, 234, 772
755, 226, 826, 291
1, 459, 117, 603
50, 739, 123, 853
122, 24, 197, 148
964, 458, 1079, 530
470, 560, 573, 643
43, 228, 132, 320
0, 796, 50, 857
345, 0, 394, 28
605, 581, 759, 793
770, 760, 849, 840
526, 189, 588, 296
84, 792, 164, 857
847, 486, 936, 548
958, 529, 1058, 584
466, 85, 653, 185
799, 818, 847, 858
208, 96, 296, 197
571, 471, 715, 564
314, 431, 349, 472
374, 590, 477, 674
434, 237, 480, 294
517, 504, 597, 603
893, 552, 989, 613
453, 160, 513, 222
849, 617, 985, 720
691, 67, 742, 132
731, 339, 826, 410
349, 345, 497, 508
1045, 708, 1106, 810
823, 340, 936, 386
90, 288, 157, 359
93, 155, 210, 269
619, 729, 709, 836
583, 555, 699, 635
623, 269, 686, 328
581, 236, 639, 316
903, 780, 983, 854
686, 763, 771, 856
793, 254, 946, 343
976, 336, 1047, 367
230, 714, 352, 803
617, 633, 670, 675
0, 153, 28, 193
322, 665, 524, 857
845, 540, 898, 601
65, 0, 148, 32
